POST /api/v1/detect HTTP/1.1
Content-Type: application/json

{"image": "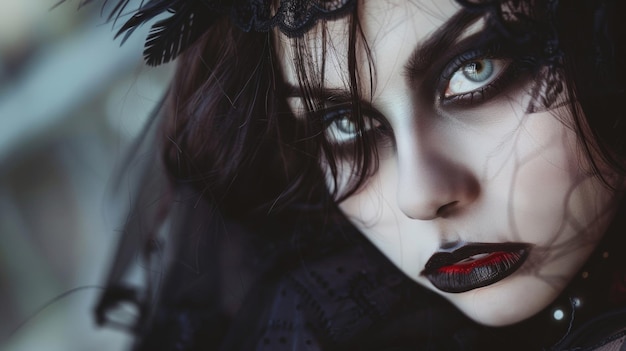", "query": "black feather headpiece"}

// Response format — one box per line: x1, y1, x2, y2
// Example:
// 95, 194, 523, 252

59, 0, 355, 66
